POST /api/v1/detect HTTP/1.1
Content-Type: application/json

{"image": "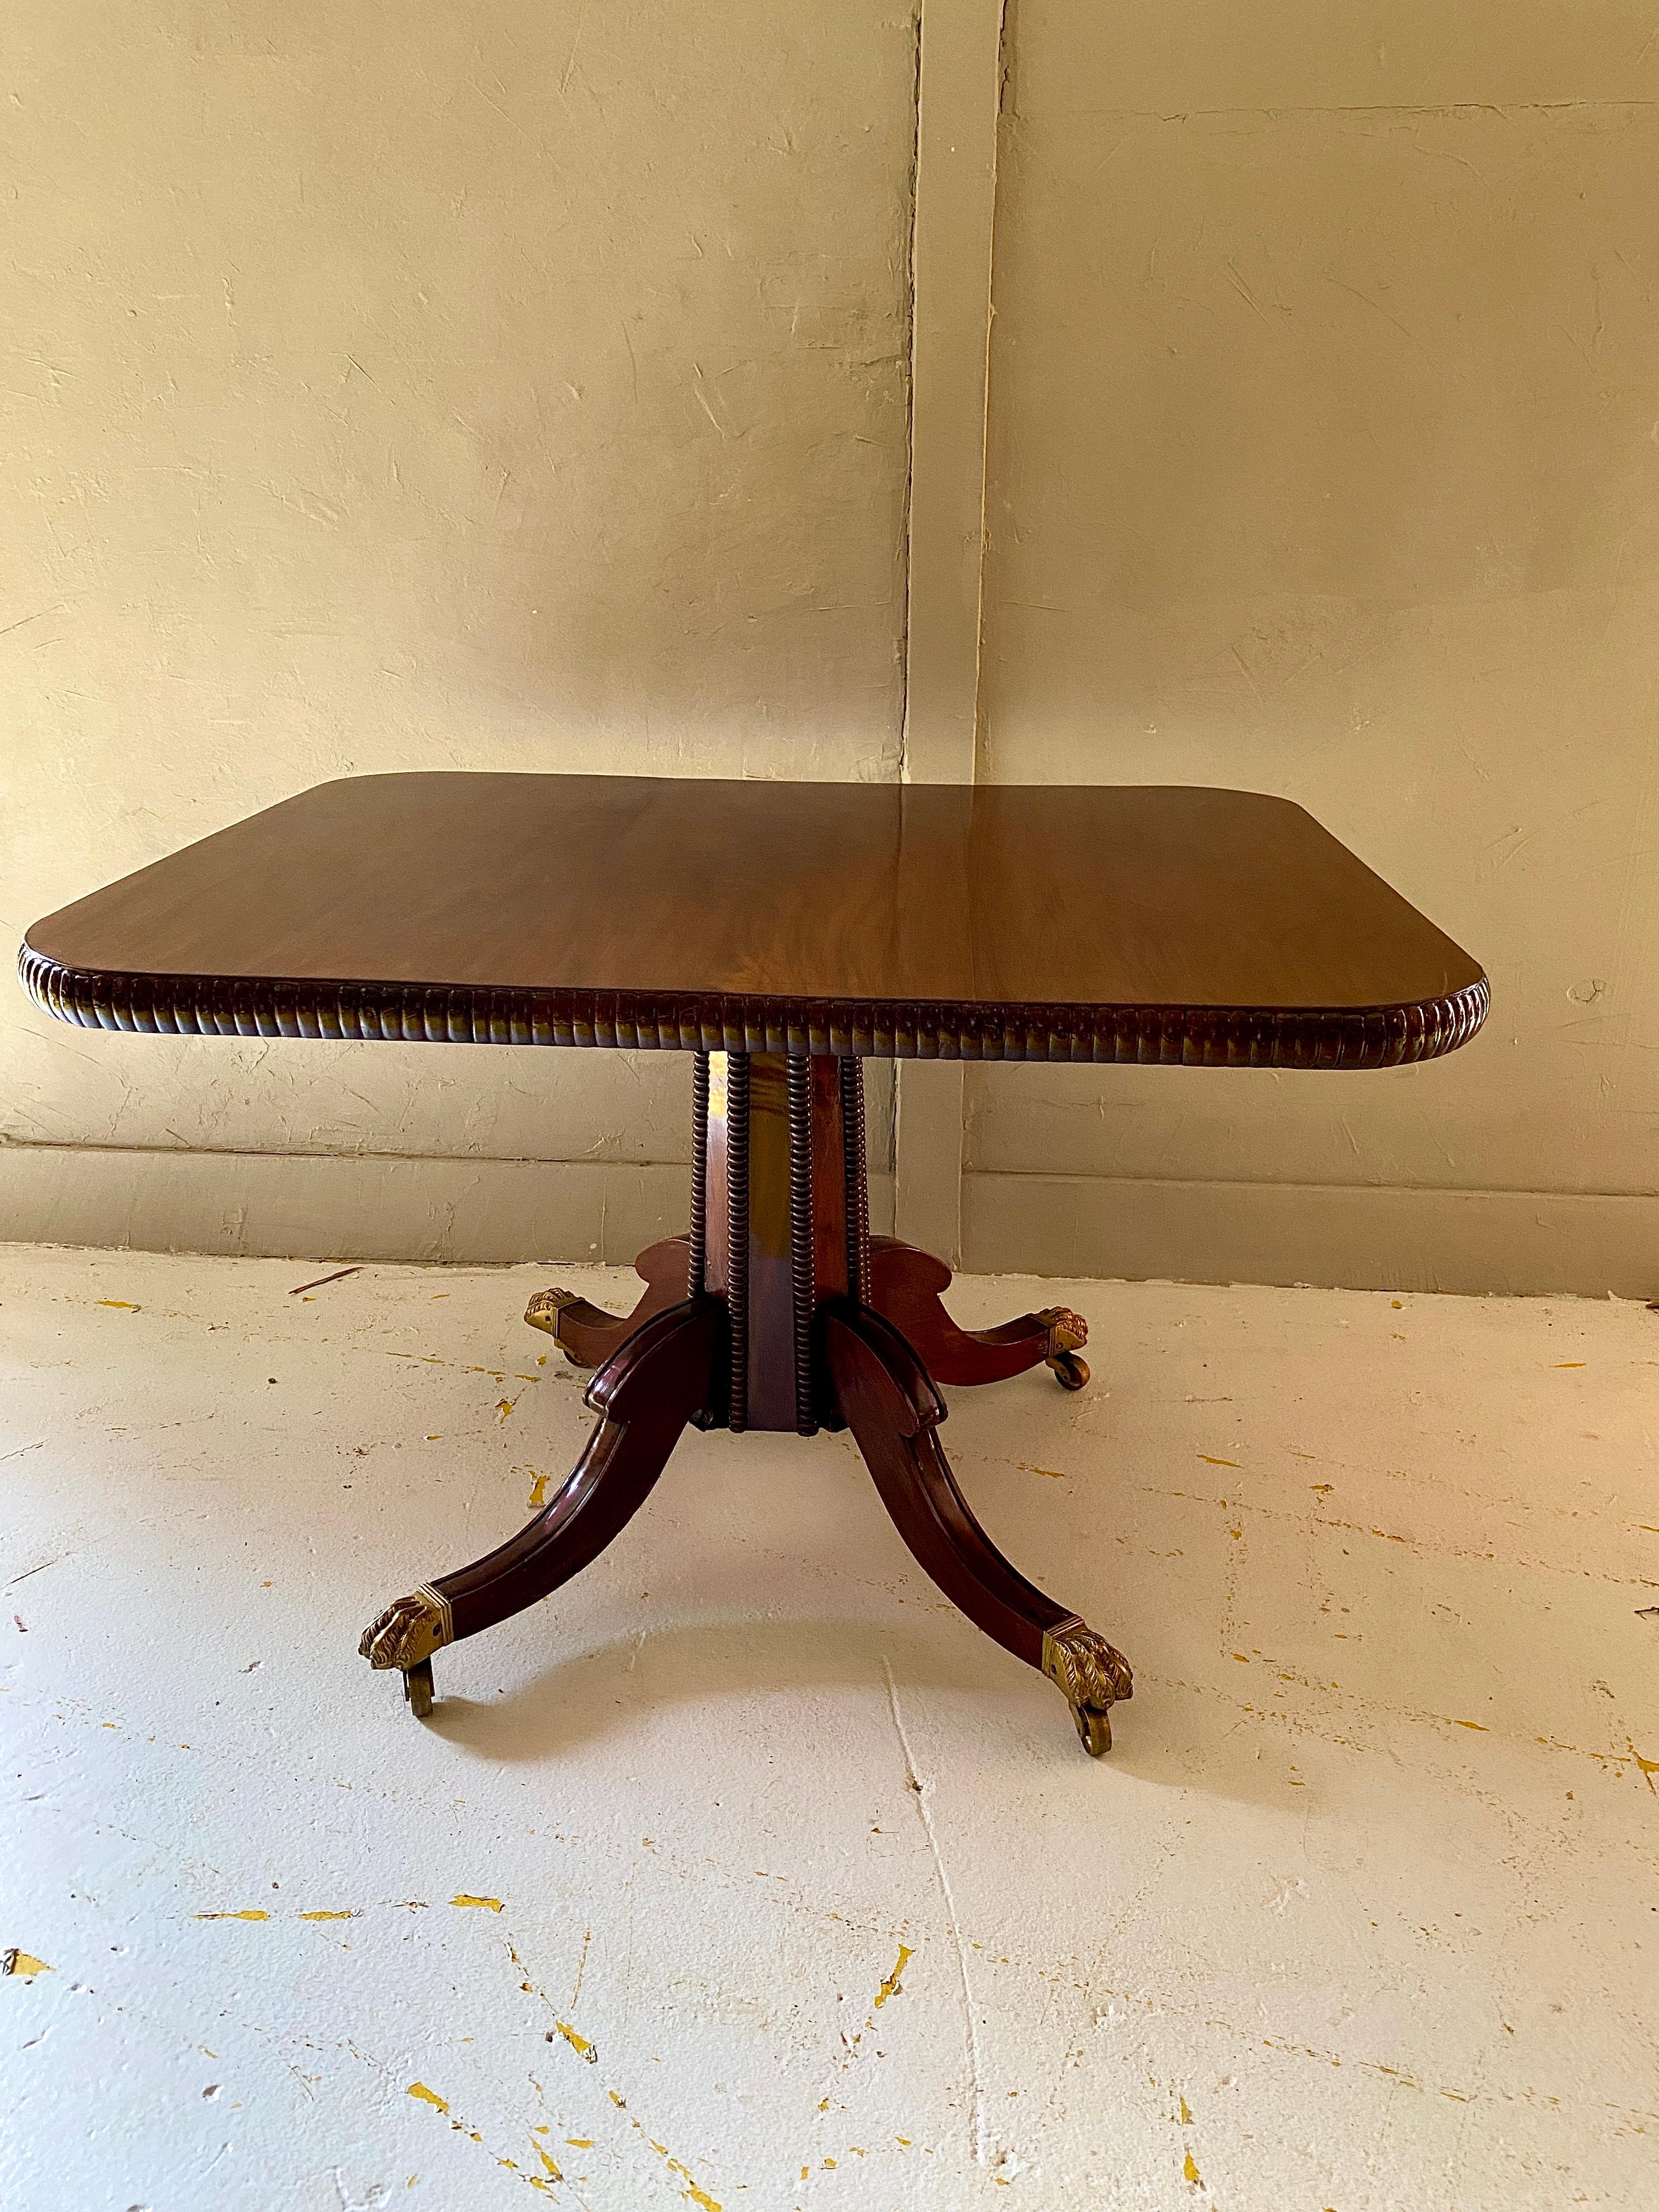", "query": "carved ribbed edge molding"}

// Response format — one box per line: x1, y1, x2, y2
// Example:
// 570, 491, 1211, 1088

18, 946, 1488, 1070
